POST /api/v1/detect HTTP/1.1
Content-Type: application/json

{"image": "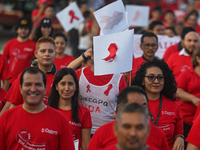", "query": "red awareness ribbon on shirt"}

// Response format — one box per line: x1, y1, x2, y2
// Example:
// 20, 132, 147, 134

69, 10, 79, 23
102, 43, 118, 62
86, 85, 91, 93
104, 84, 112, 96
